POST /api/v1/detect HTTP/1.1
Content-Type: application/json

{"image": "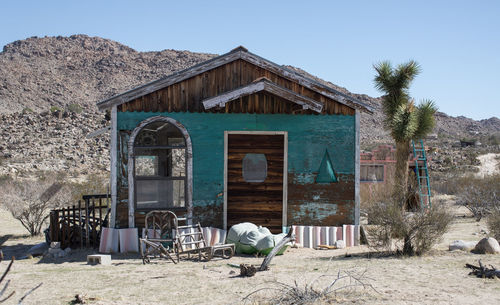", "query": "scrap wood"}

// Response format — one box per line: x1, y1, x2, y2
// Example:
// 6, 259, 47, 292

72, 294, 98, 304
466, 260, 500, 279
234, 227, 295, 277
240, 264, 257, 277
317, 244, 336, 250
259, 226, 295, 271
